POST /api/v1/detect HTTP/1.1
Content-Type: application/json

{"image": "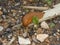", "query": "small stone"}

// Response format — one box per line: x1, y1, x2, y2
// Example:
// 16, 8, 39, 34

41, 21, 49, 29
57, 29, 60, 32
23, 1, 27, 5
18, 36, 31, 45
52, 29, 57, 33
34, 25, 37, 28
23, 32, 28, 38
53, 20, 58, 23
50, 43, 55, 45
36, 28, 43, 34
32, 42, 35, 45
28, 0, 33, 2
53, 33, 56, 36
0, 11, 3, 15
0, 41, 3, 45
0, 7, 2, 10
8, 33, 12, 39
36, 34, 49, 42
16, 19, 20, 24
23, 12, 26, 15
15, 0, 20, 2
2, 15, 6, 19
7, 37, 15, 45
18, 10, 21, 13
2, 22, 9, 28
29, 29, 35, 36
32, 35, 39, 43
3, 8, 8, 15
15, 3, 20, 6
0, 26, 4, 31
56, 44, 60, 45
